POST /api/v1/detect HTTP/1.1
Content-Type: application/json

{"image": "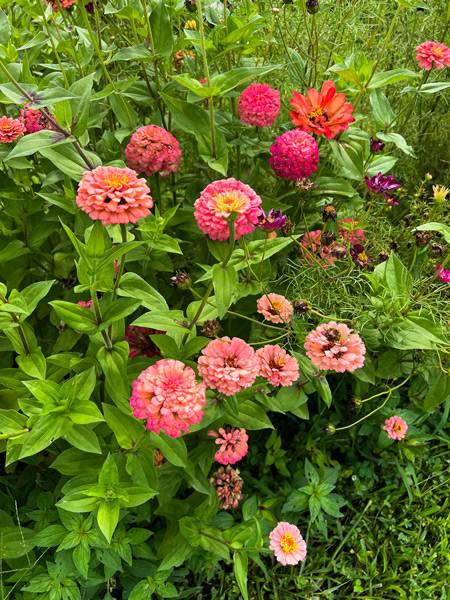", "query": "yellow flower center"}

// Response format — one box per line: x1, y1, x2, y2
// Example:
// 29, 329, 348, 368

103, 173, 129, 188
357, 252, 368, 262
393, 423, 403, 434
269, 356, 284, 370
280, 533, 298, 554
432, 45, 443, 56
214, 191, 248, 214
271, 299, 283, 313
308, 106, 326, 120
